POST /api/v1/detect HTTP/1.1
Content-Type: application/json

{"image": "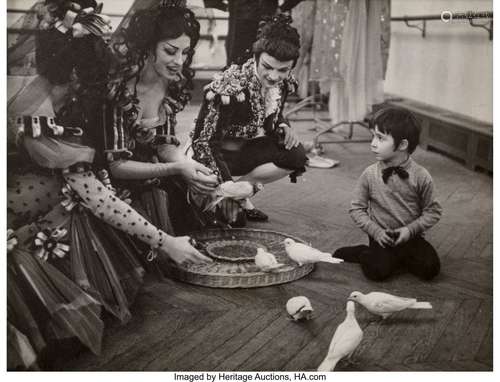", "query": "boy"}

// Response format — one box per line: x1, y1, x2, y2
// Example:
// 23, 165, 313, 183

335, 107, 442, 281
